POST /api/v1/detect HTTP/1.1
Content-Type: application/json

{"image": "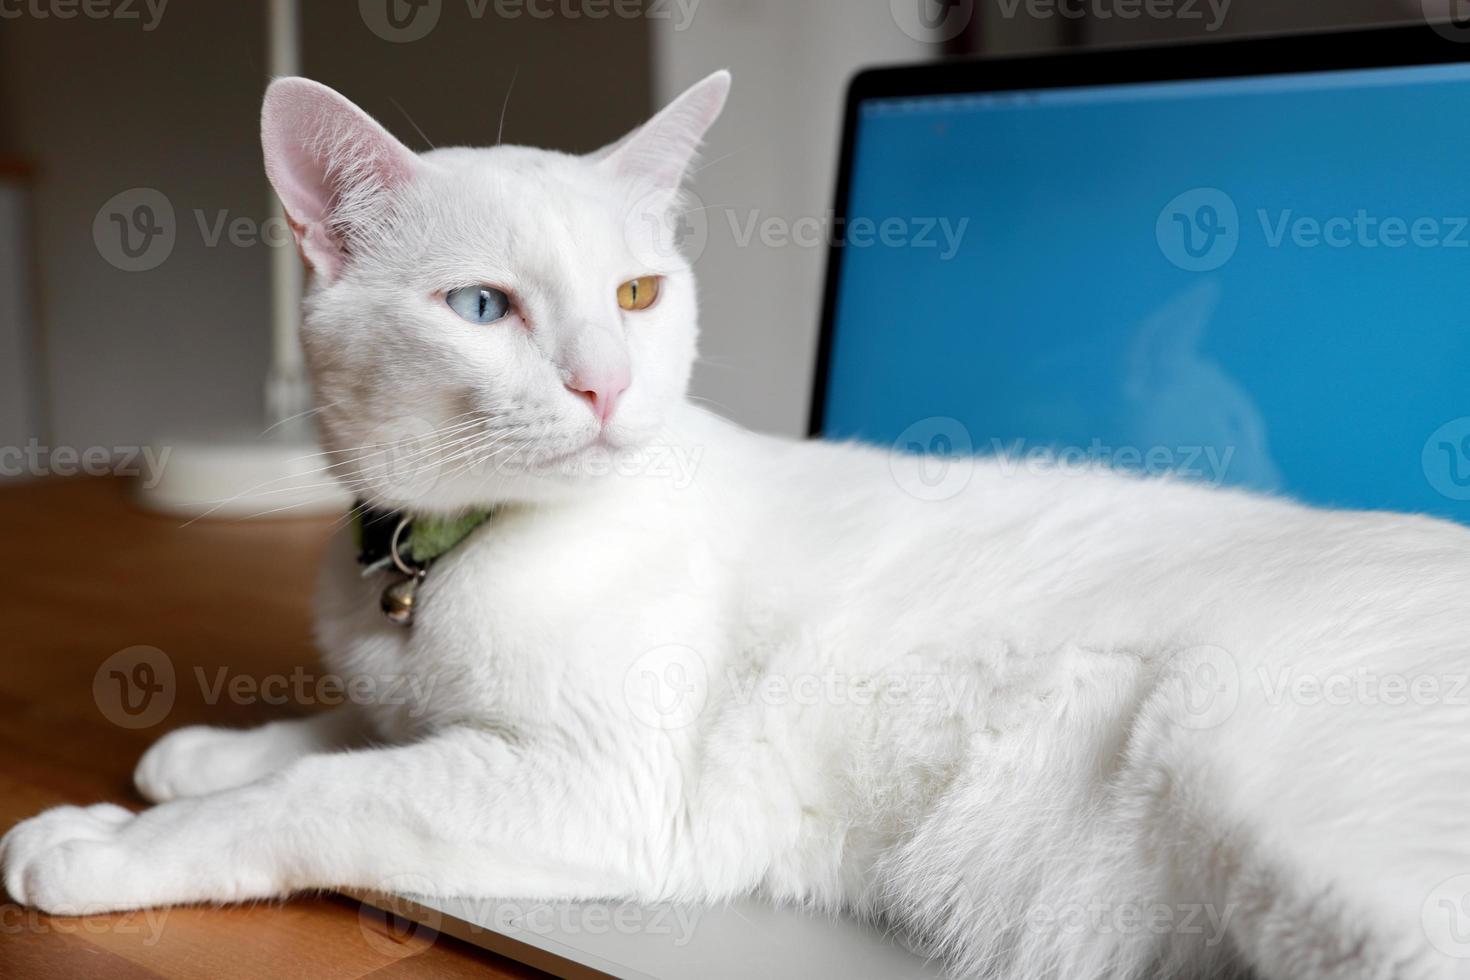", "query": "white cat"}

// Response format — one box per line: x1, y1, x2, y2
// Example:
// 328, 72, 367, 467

5, 72, 1470, 980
